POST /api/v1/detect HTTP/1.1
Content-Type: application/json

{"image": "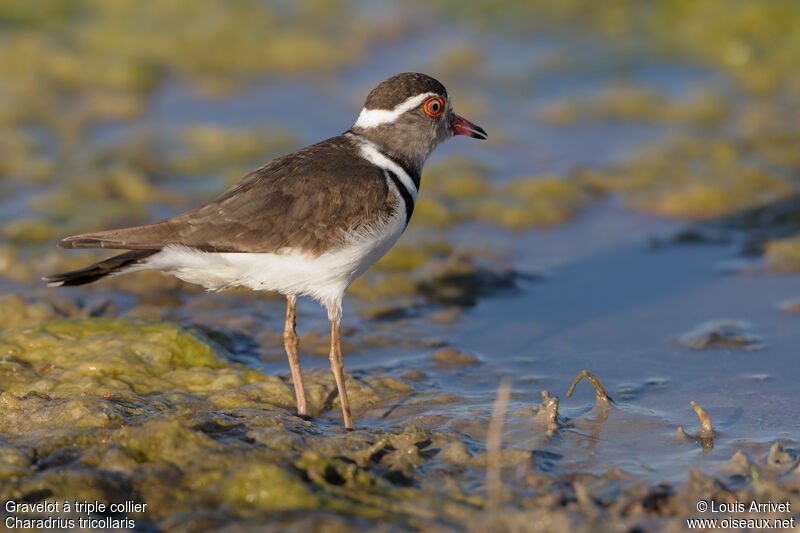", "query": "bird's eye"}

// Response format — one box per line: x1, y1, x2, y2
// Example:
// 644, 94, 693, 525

423, 96, 444, 117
